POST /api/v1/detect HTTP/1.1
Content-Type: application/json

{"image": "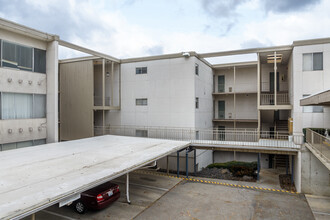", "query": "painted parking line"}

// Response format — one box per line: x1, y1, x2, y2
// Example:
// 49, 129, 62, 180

134, 170, 299, 195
